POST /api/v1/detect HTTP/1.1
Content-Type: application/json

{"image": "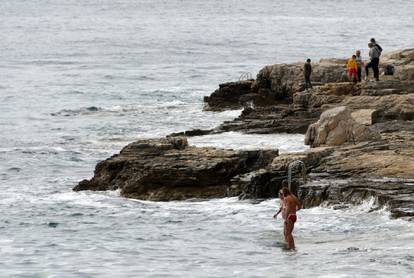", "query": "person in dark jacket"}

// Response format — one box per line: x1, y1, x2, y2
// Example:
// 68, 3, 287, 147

371, 38, 383, 52
365, 42, 382, 81
304, 58, 312, 90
